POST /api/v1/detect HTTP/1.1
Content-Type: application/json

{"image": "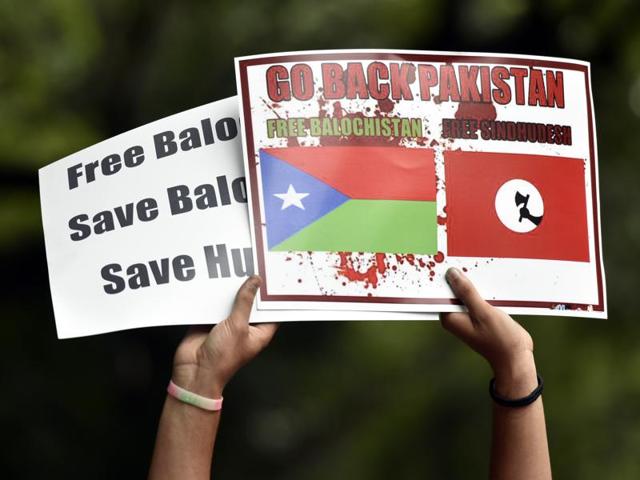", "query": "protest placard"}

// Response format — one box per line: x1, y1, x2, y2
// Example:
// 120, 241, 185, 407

40, 97, 437, 338
235, 50, 607, 318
